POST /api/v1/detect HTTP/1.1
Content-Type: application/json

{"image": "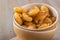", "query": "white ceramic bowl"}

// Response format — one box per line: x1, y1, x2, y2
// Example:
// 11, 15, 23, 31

14, 3, 58, 31
13, 22, 57, 40
13, 3, 58, 40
